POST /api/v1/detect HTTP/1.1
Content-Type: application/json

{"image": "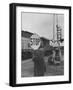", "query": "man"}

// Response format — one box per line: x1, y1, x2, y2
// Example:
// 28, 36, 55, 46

32, 50, 46, 76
